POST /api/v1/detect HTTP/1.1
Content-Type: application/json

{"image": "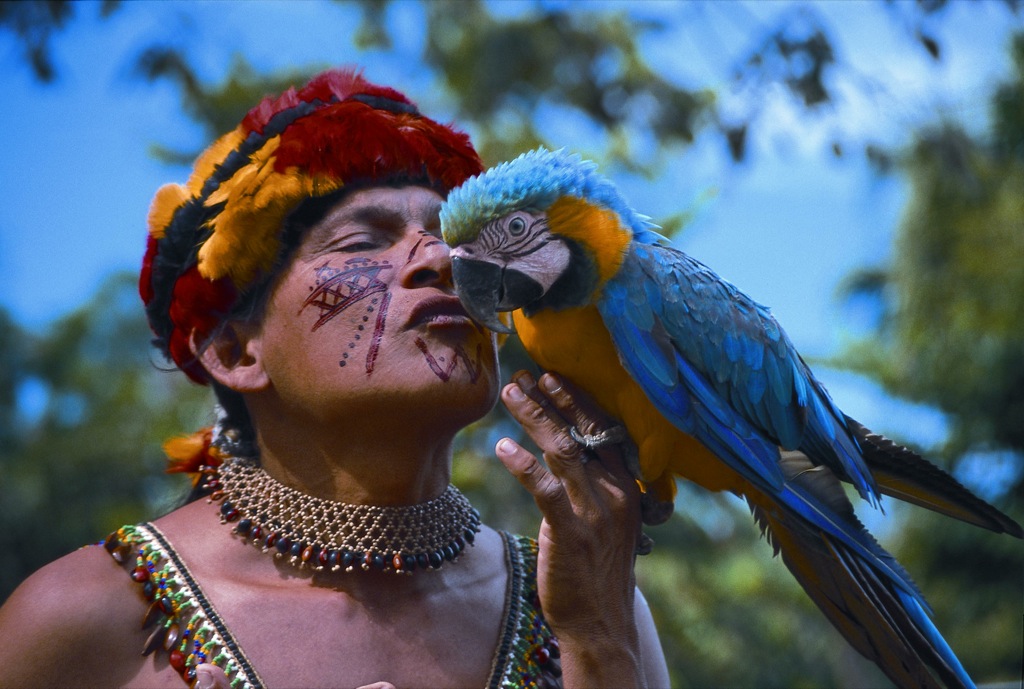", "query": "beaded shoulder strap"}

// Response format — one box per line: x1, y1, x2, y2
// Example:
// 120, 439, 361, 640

104, 523, 265, 689
487, 532, 562, 689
